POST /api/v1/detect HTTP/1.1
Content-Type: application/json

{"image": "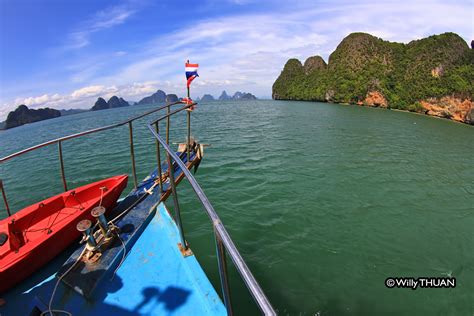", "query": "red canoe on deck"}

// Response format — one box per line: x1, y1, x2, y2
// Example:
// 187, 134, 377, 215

0, 174, 128, 293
